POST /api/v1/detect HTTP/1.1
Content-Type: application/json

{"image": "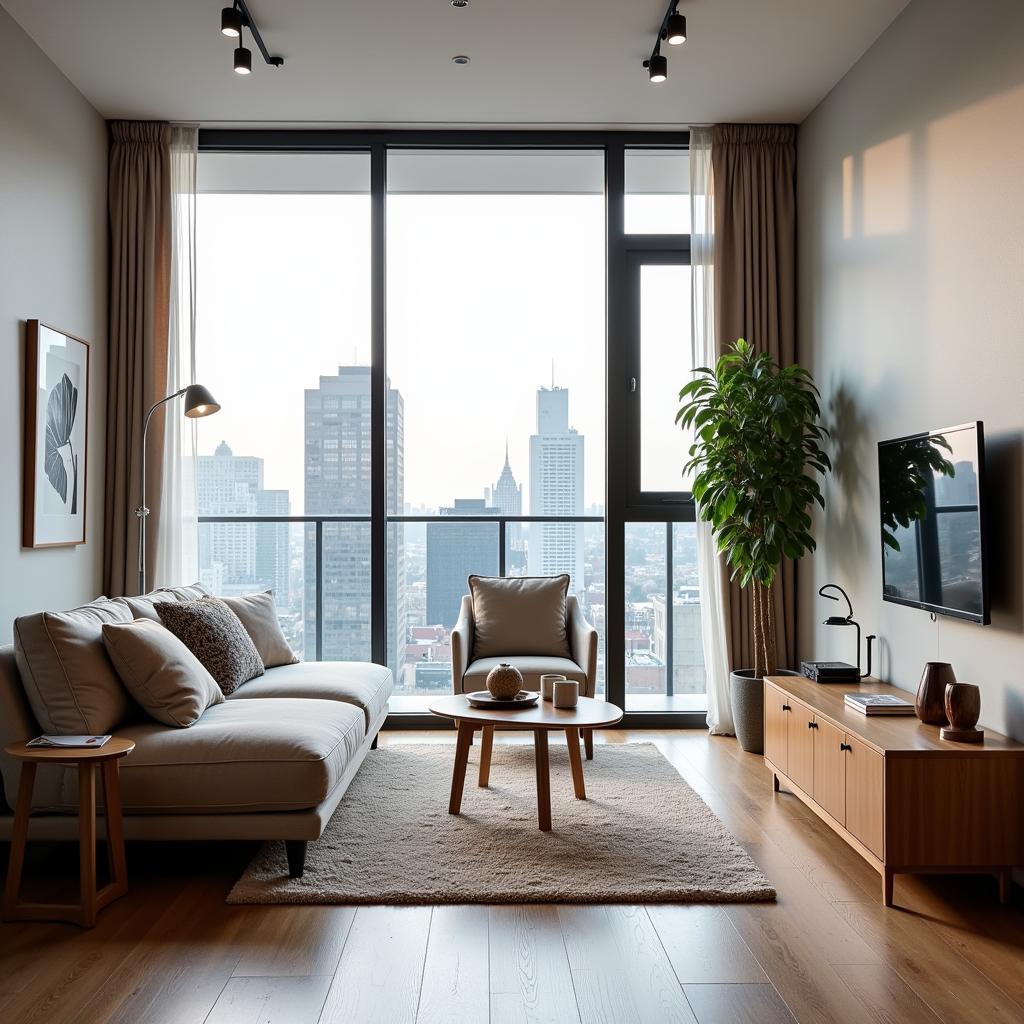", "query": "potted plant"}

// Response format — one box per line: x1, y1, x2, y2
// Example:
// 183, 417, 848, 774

677, 339, 831, 752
